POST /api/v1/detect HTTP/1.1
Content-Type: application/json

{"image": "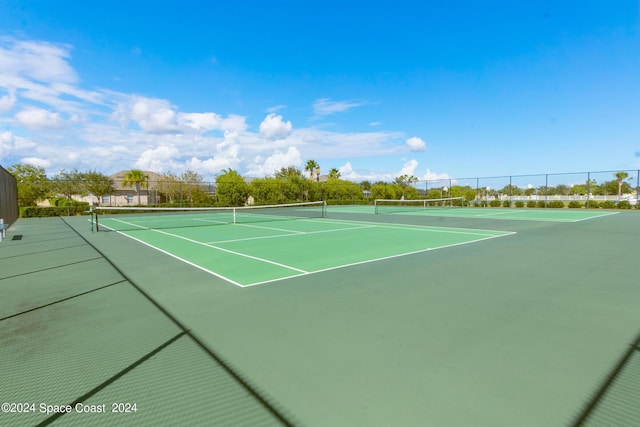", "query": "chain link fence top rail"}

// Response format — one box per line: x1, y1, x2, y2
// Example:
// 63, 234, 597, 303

13, 169, 640, 209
